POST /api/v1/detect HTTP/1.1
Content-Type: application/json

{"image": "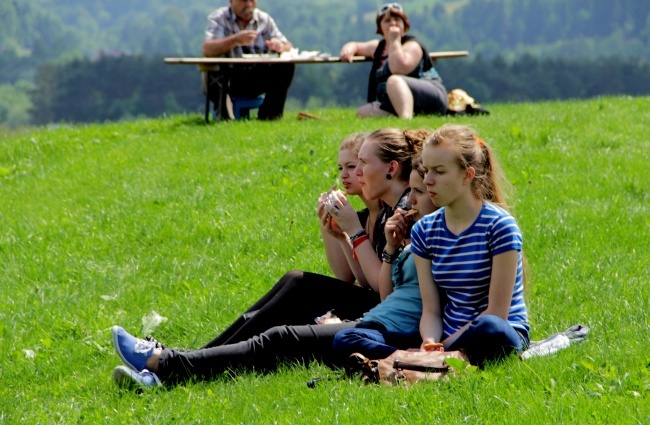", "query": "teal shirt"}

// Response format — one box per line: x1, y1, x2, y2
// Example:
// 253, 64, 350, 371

360, 246, 422, 333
